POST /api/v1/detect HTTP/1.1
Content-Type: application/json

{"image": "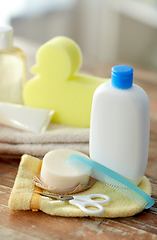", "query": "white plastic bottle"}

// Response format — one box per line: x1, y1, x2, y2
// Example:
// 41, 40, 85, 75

89, 65, 150, 186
